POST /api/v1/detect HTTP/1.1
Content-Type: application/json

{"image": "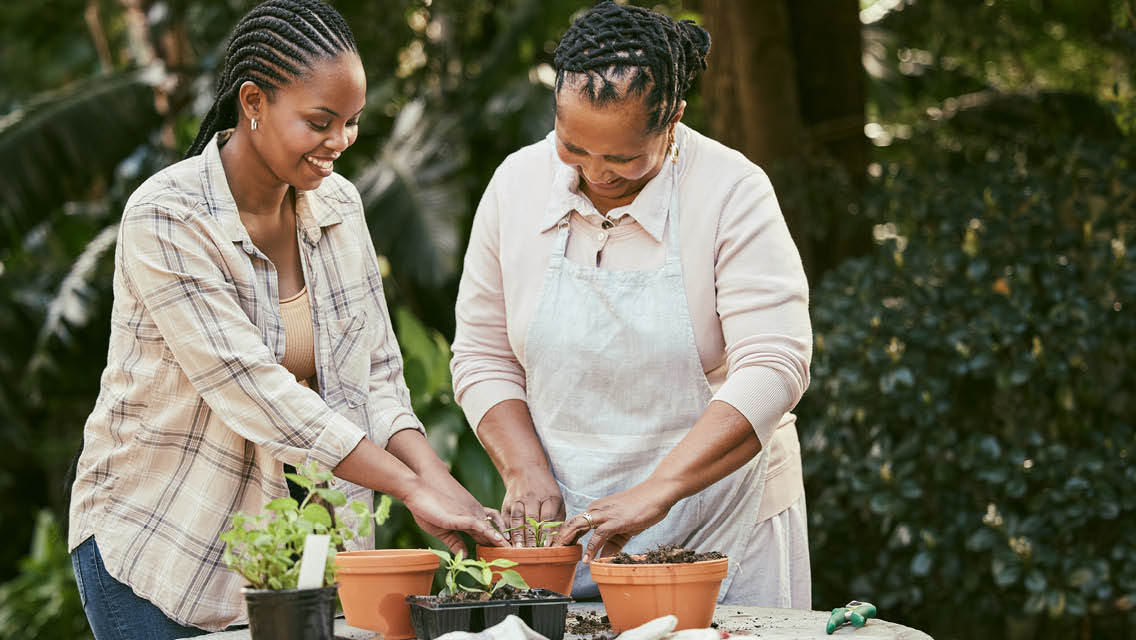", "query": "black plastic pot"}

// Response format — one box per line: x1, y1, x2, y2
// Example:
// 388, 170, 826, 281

243, 584, 338, 640
406, 589, 573, 640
